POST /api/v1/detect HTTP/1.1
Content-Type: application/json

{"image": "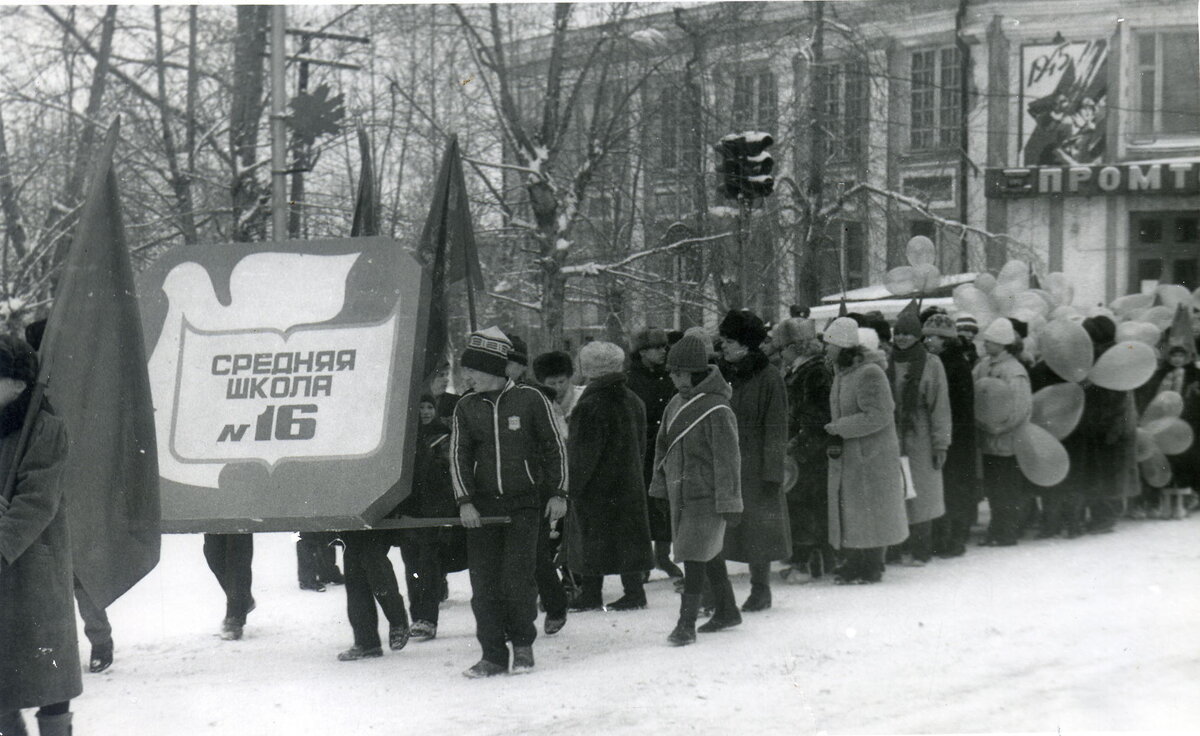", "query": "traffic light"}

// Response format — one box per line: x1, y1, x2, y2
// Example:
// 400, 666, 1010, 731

714, 132, 774, 200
